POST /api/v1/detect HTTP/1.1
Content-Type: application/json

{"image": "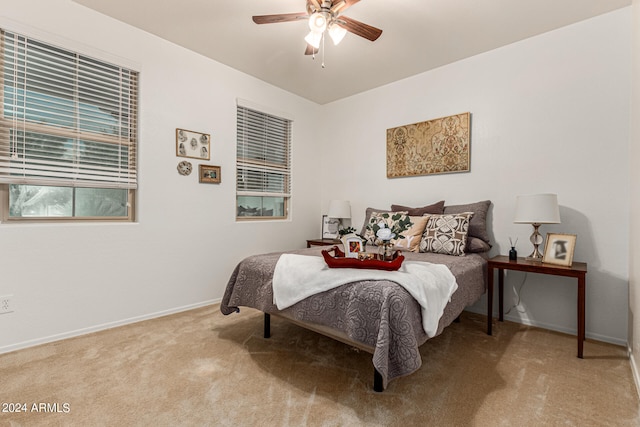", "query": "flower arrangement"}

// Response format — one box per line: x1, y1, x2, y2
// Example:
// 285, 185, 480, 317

366, 213, 413, 261
366, 213, 413, 245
